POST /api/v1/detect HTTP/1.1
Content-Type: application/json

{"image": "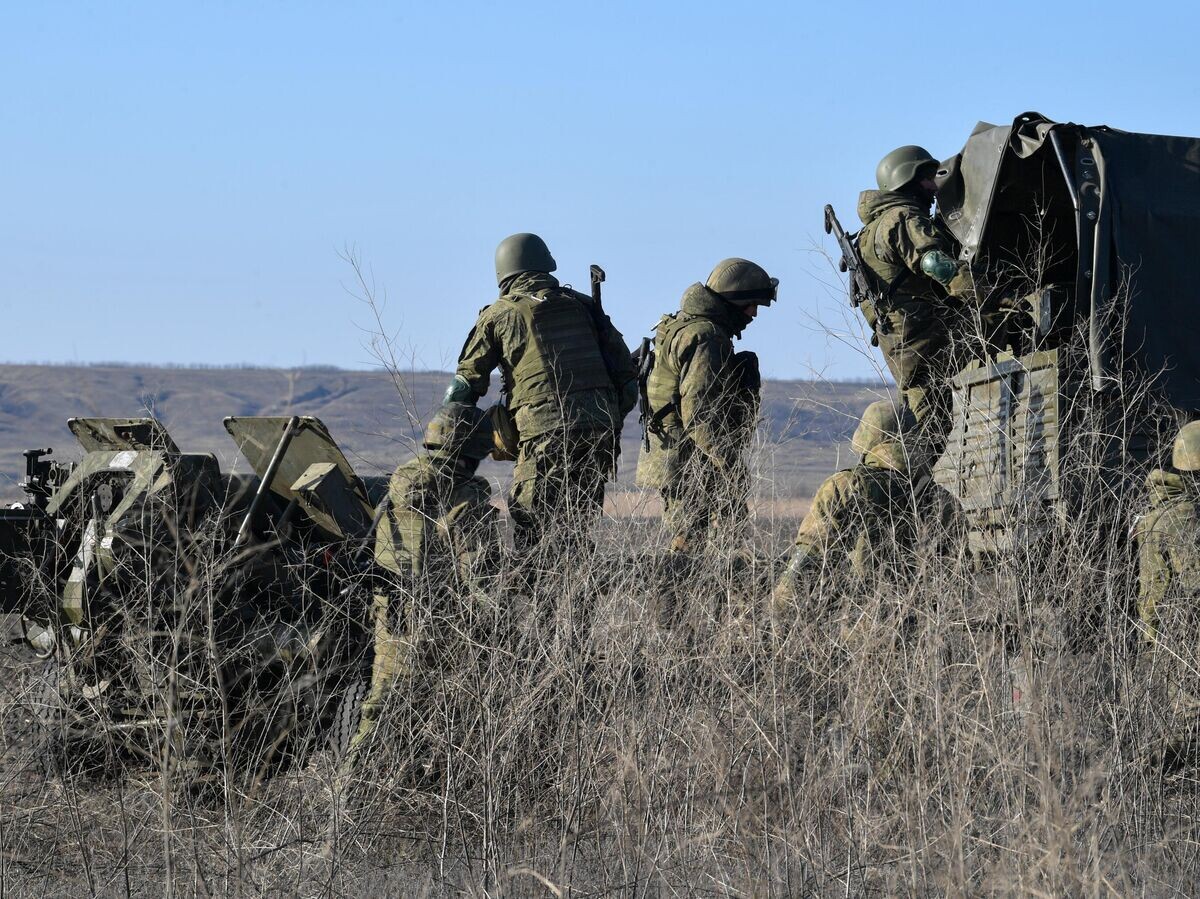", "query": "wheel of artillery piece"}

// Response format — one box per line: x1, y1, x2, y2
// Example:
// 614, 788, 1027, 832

327, 677, 369, 760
